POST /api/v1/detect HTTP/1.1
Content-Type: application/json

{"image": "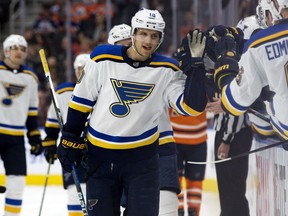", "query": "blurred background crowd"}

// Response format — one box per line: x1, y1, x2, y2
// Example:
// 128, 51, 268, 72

0, 0, 258, 127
